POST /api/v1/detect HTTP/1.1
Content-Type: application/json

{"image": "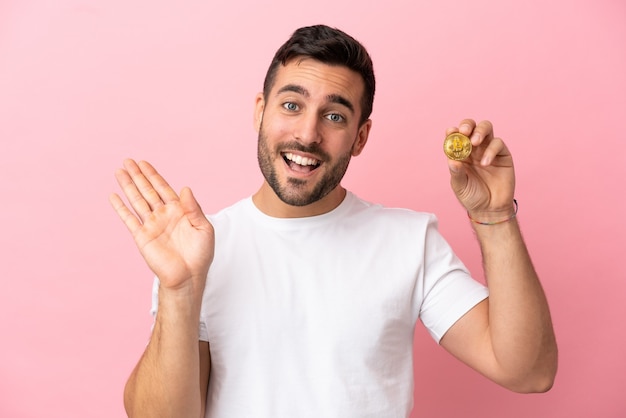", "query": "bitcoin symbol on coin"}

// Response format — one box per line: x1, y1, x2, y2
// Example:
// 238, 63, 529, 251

443, 133, 472, 161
